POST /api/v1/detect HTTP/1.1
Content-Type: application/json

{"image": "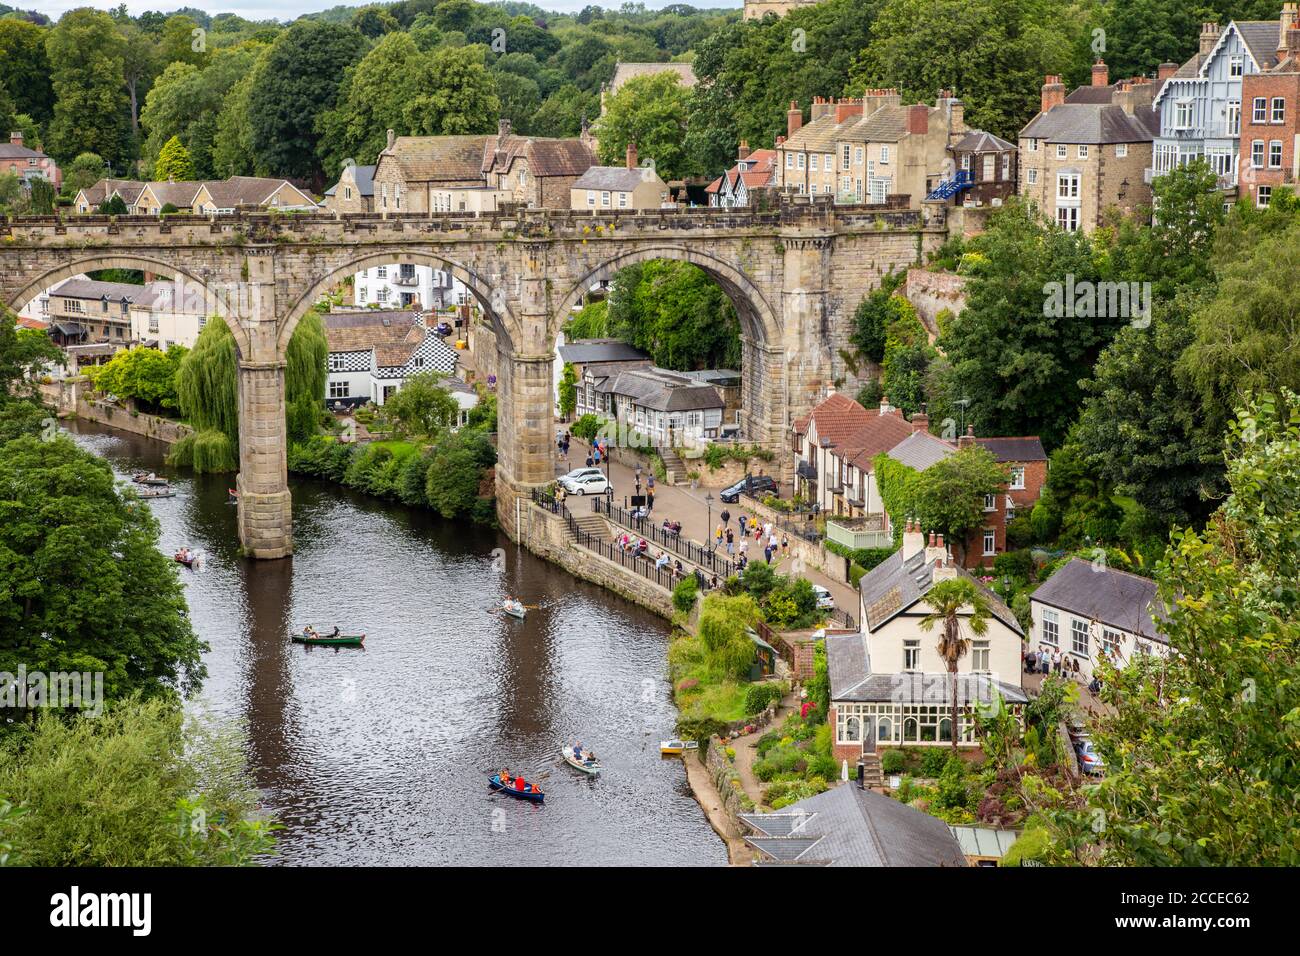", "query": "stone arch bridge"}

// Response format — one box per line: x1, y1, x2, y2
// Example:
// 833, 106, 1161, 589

0, 200, 945, 558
